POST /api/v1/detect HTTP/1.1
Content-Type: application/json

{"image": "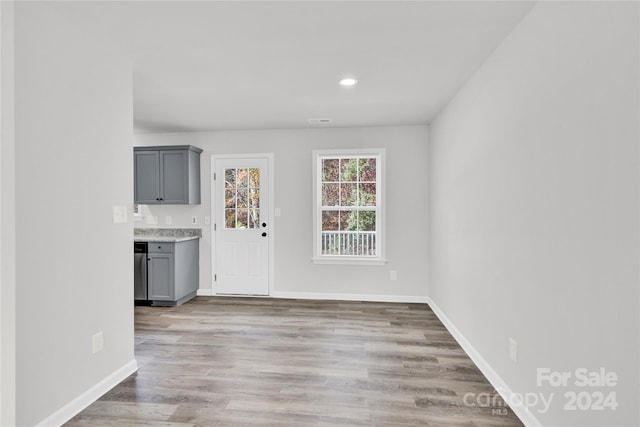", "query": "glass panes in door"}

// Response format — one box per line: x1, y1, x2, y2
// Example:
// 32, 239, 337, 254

224, 168, 260, 229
